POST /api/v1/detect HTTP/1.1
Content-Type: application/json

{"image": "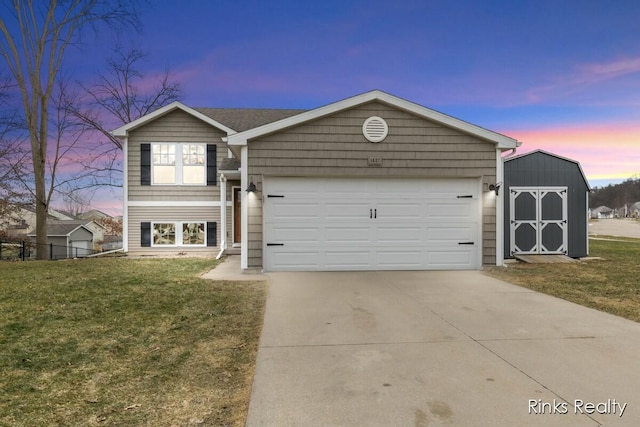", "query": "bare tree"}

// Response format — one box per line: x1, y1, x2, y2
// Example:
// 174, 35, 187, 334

75, 47, 183, 150
0, 0, 138, 259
